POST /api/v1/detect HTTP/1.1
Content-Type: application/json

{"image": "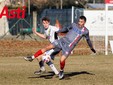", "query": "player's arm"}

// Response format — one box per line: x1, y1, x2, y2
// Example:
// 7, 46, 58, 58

85, 33, 96, 53
56, 24, 72, 33
53, 26, 59, 32
32, 28, 46, 39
